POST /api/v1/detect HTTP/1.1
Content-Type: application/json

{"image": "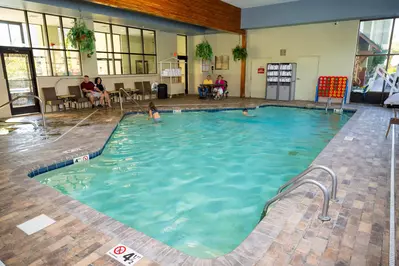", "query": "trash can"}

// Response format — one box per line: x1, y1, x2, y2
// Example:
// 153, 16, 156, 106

158, 83, 168, 99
